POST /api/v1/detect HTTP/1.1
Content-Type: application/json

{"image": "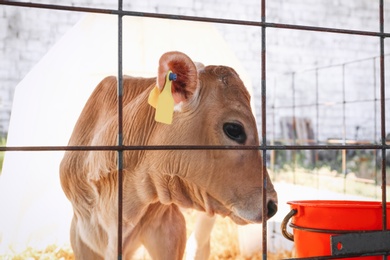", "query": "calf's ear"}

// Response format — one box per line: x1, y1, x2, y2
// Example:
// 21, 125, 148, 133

157, 51, 198, 104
